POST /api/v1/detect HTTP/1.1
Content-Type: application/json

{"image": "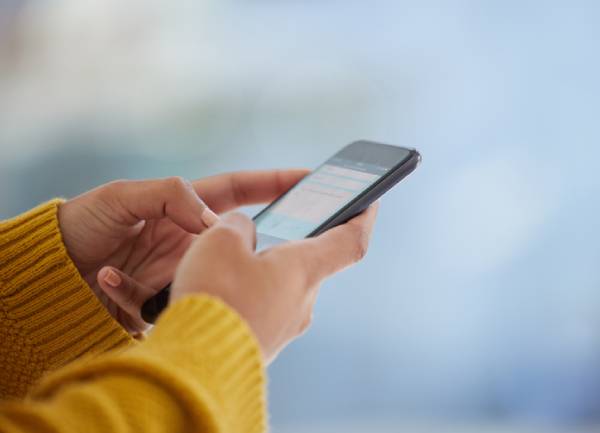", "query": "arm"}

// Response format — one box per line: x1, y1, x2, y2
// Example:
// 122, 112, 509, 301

0, 295, 266, 433
0, 200, 133, 399
1, 192, 376, 433
1, 171, 307, 397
